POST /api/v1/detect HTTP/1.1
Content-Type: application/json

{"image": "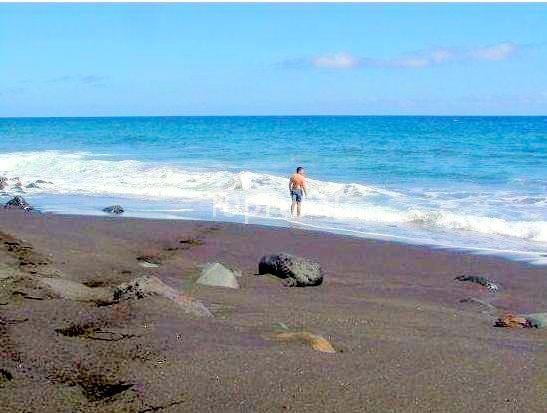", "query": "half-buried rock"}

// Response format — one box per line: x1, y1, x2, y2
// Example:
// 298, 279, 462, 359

114, 275, 213, 318
103, 205, 124, 215
258, 253, 323, 287
196, 262, 240, 289
4, 196, 33, 211
38, 277, 113, 303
